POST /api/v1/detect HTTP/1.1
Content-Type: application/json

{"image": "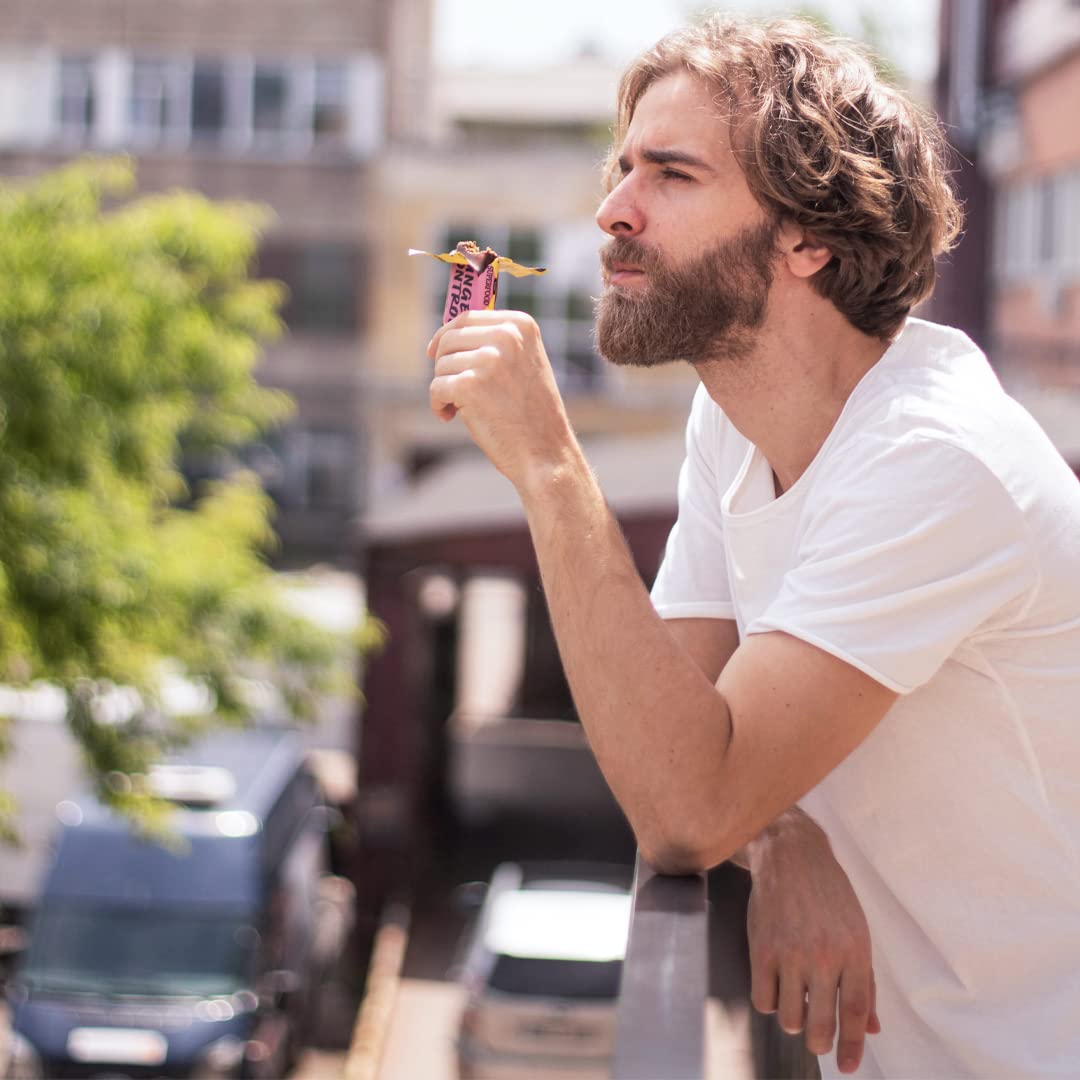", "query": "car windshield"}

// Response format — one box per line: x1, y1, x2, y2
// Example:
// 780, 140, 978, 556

481, 886, 630, 1000
21, 904, 258, 997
